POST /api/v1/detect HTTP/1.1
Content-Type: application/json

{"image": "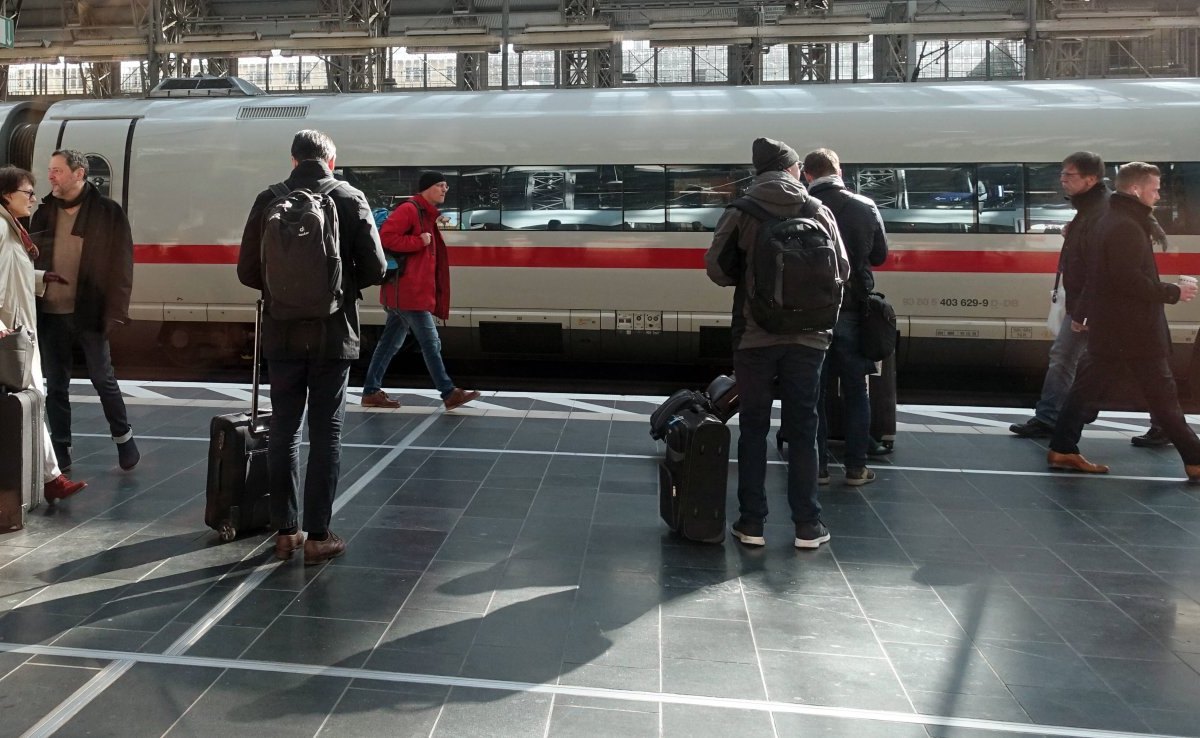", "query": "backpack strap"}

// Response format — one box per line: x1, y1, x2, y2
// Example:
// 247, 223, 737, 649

315, 179, 345, 196
268, 182, 289, 199
728, 197, 778, 224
